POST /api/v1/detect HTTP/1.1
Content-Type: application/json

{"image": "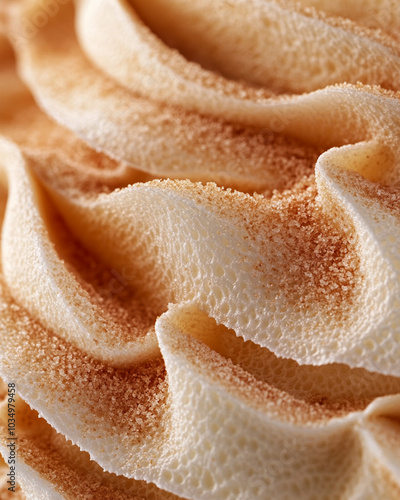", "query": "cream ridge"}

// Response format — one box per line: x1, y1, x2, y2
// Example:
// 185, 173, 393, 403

0, 1, 399, 499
